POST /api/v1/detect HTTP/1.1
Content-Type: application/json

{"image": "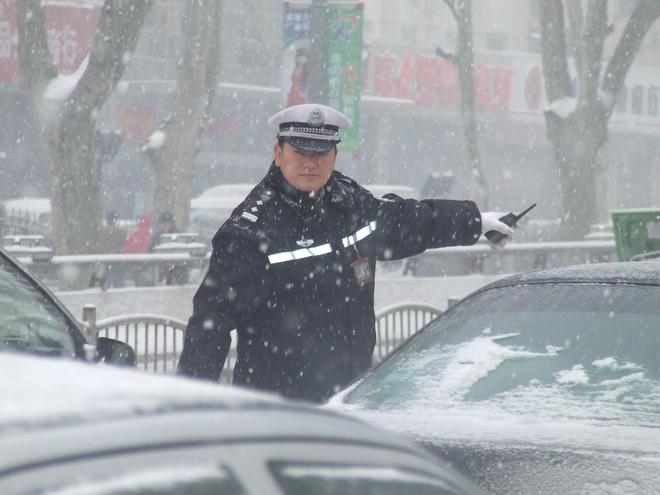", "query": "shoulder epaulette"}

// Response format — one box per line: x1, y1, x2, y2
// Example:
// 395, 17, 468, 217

236, 187, 274, 225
